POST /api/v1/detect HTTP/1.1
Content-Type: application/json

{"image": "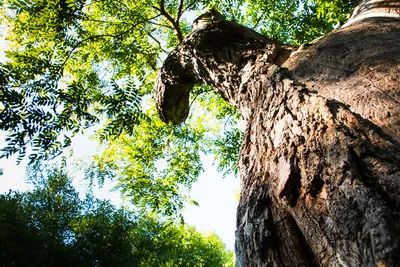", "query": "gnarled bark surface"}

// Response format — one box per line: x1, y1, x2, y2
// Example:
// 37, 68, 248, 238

155, 5, 400, 267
